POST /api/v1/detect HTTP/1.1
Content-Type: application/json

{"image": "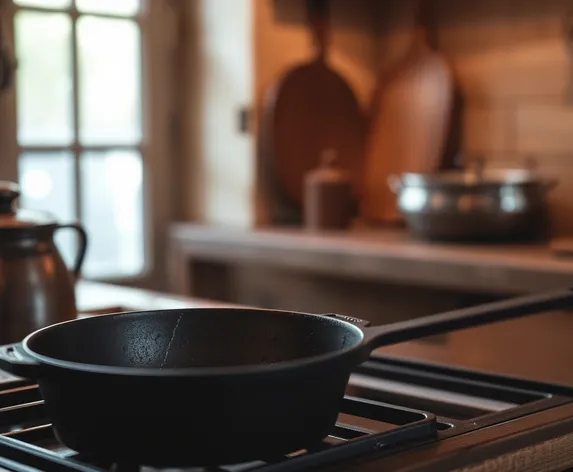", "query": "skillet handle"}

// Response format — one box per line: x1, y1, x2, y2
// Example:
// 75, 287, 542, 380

0, 344, 40, 379
360, 288, 573, 349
